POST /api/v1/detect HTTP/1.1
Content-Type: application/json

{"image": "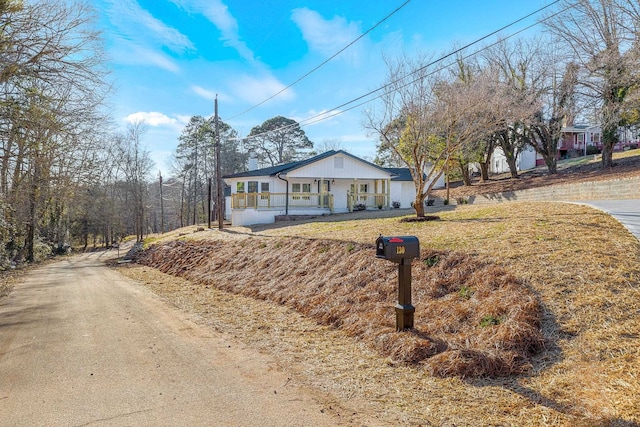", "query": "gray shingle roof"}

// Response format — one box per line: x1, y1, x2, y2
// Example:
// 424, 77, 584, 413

223, 150, 398, 179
